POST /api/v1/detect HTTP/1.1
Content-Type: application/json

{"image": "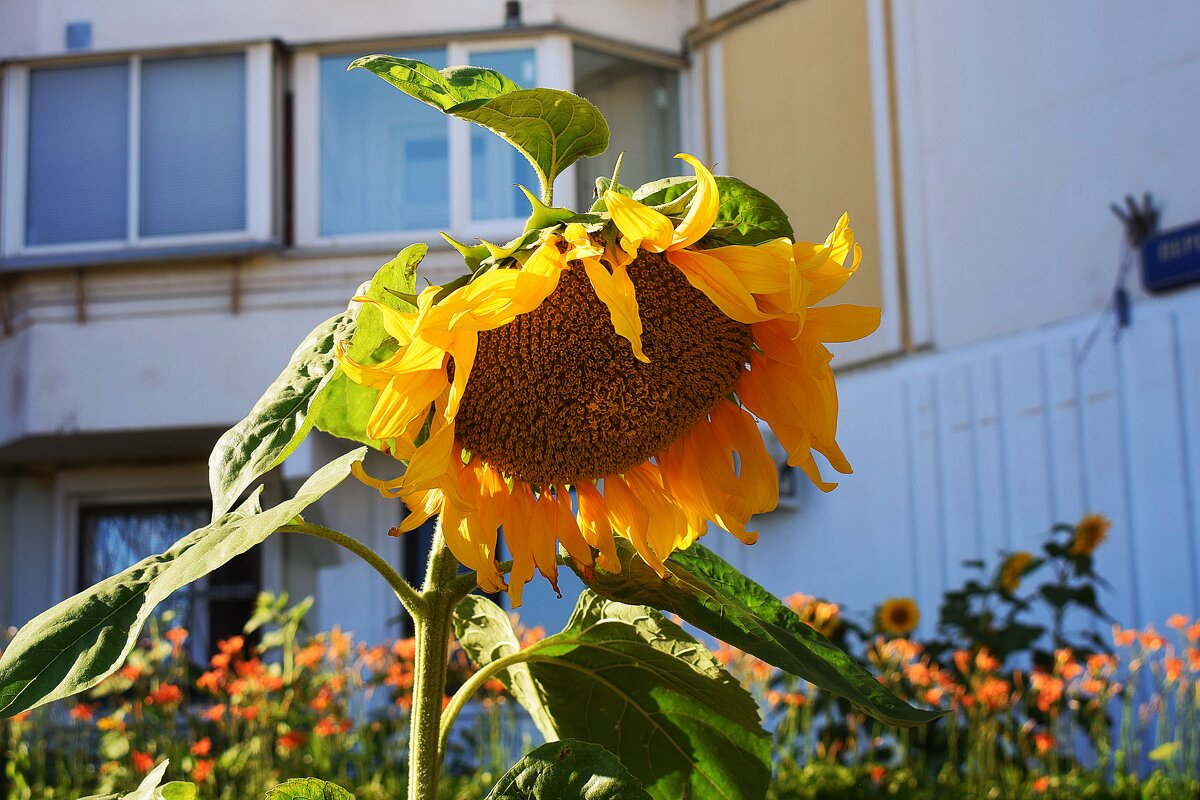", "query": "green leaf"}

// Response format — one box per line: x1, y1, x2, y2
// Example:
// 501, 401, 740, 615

486, 740, 650, 800
158, 783, 197, 800
0, 449, 365, 717
265, 778, 356, 799
343, 244, 423, 361
307, 245, 423, 451
569, 540, 941, 728
452, 595, 559, 741
351, 55, 609, 198
633, 176, 794, 246
122, 760, 169, 800
467, 592, 770, 800
208, 308, 357, 519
